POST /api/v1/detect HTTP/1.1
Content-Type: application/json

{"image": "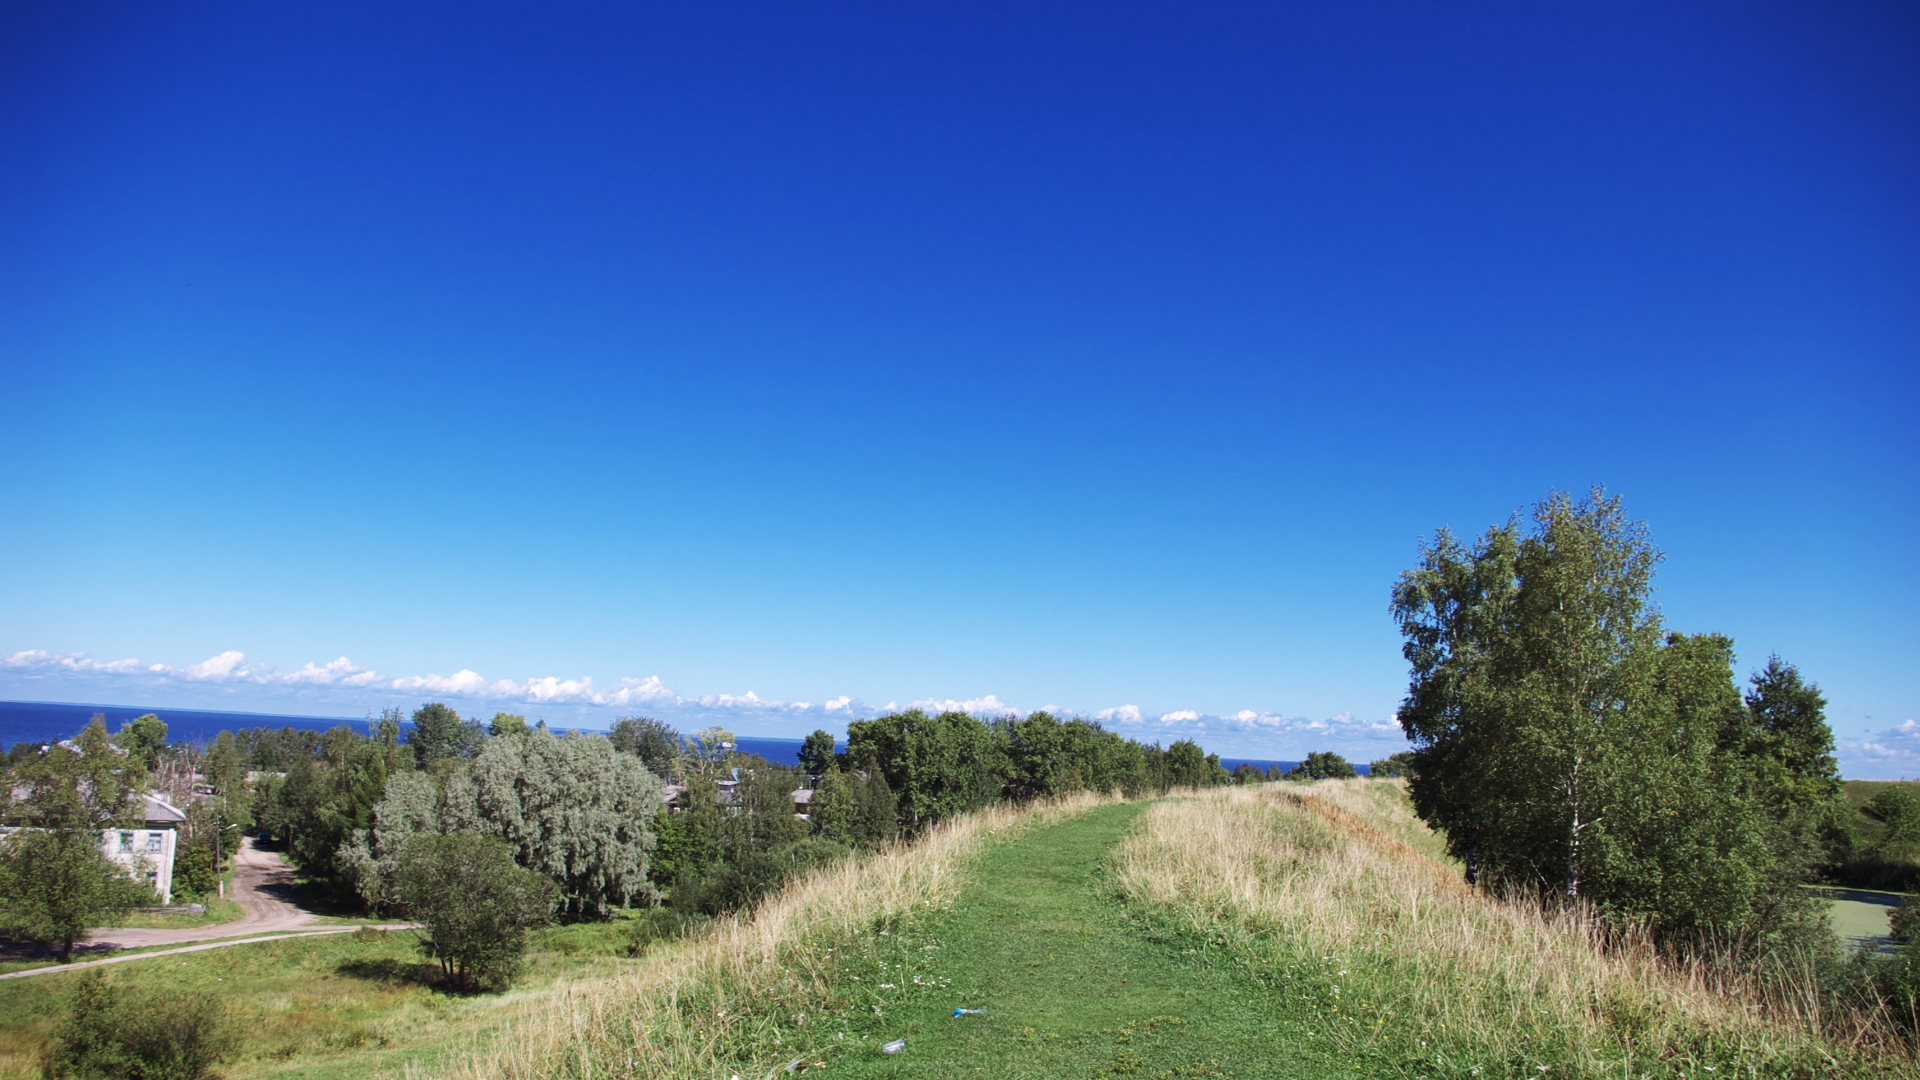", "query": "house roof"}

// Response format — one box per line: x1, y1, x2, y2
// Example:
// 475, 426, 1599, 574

142, 795, 187, 825
791, 788, 813, 805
